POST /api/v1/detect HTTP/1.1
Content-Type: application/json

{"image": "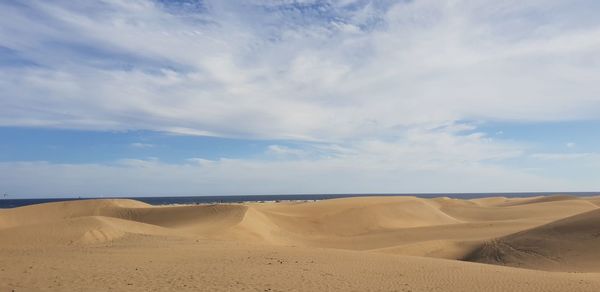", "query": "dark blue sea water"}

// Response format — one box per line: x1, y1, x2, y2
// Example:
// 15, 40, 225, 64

1, 192, 599, 209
